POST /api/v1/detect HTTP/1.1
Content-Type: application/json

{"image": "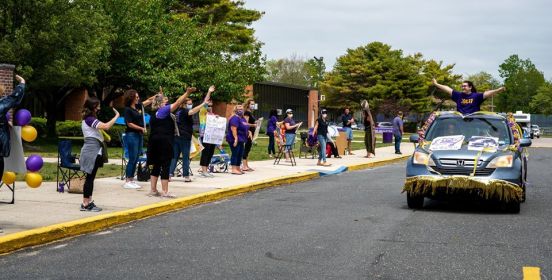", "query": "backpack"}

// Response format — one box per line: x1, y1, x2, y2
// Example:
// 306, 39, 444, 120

136, 162, 150, 182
